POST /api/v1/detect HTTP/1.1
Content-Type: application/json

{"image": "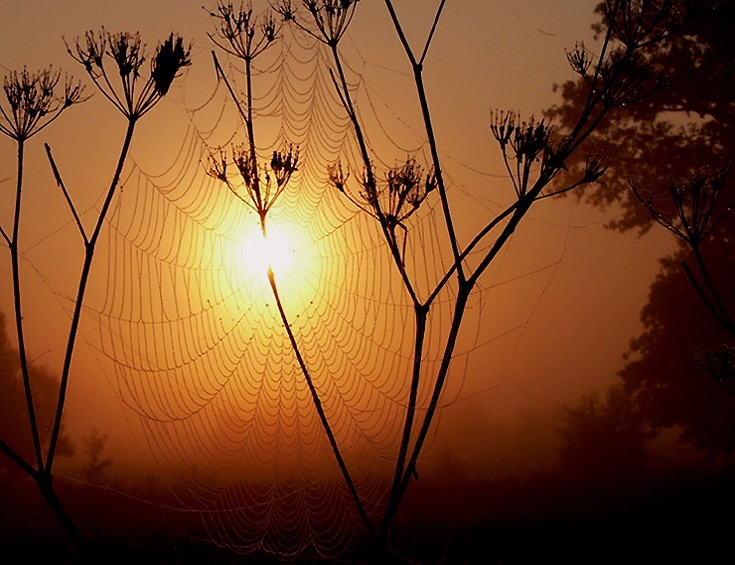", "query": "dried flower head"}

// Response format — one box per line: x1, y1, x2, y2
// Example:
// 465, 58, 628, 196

490, 110, 518, 150
582, 149, 609, 184
233, 145, 258, 189
385, 158, 435, 221
211, 144, 299, 219
110, 31, 145, 79
207, 2, 279, 61
566, 42, 593, 78
207, 148, 229, 183
631, 165, 731, 246
67, 28, 190, 118
598, 48, 658, 108
275, 0, 360, 46
492, 111, 556, 197
329, 156, 434, 233
604, 0, 685, 49
0, 67, 85, 141
270, 145, 299, 189
328, 161, 350, 193
696, 343, 735, 396
152, 34, 192, 96
510, 117, 551, 164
